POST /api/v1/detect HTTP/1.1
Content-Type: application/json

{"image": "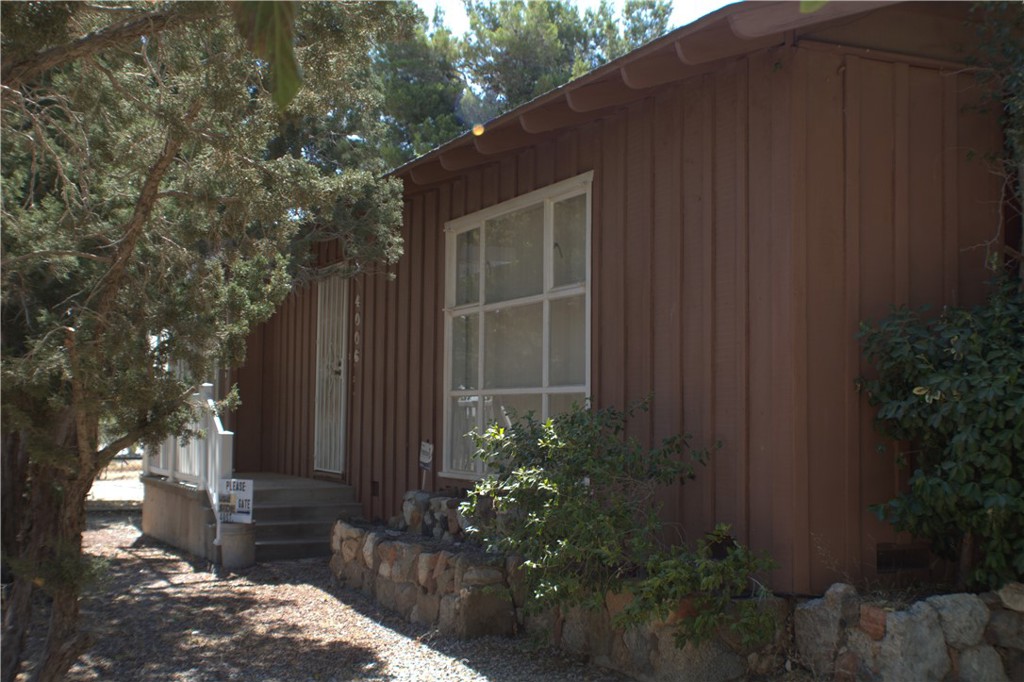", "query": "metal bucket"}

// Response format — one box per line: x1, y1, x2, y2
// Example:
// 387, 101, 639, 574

219, 522, 255, 569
